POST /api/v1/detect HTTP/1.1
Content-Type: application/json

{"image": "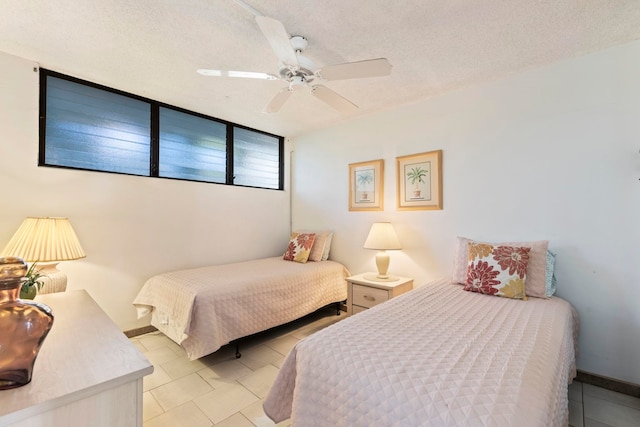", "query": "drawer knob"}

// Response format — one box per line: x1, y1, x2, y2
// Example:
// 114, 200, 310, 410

363, 295, 375, 301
